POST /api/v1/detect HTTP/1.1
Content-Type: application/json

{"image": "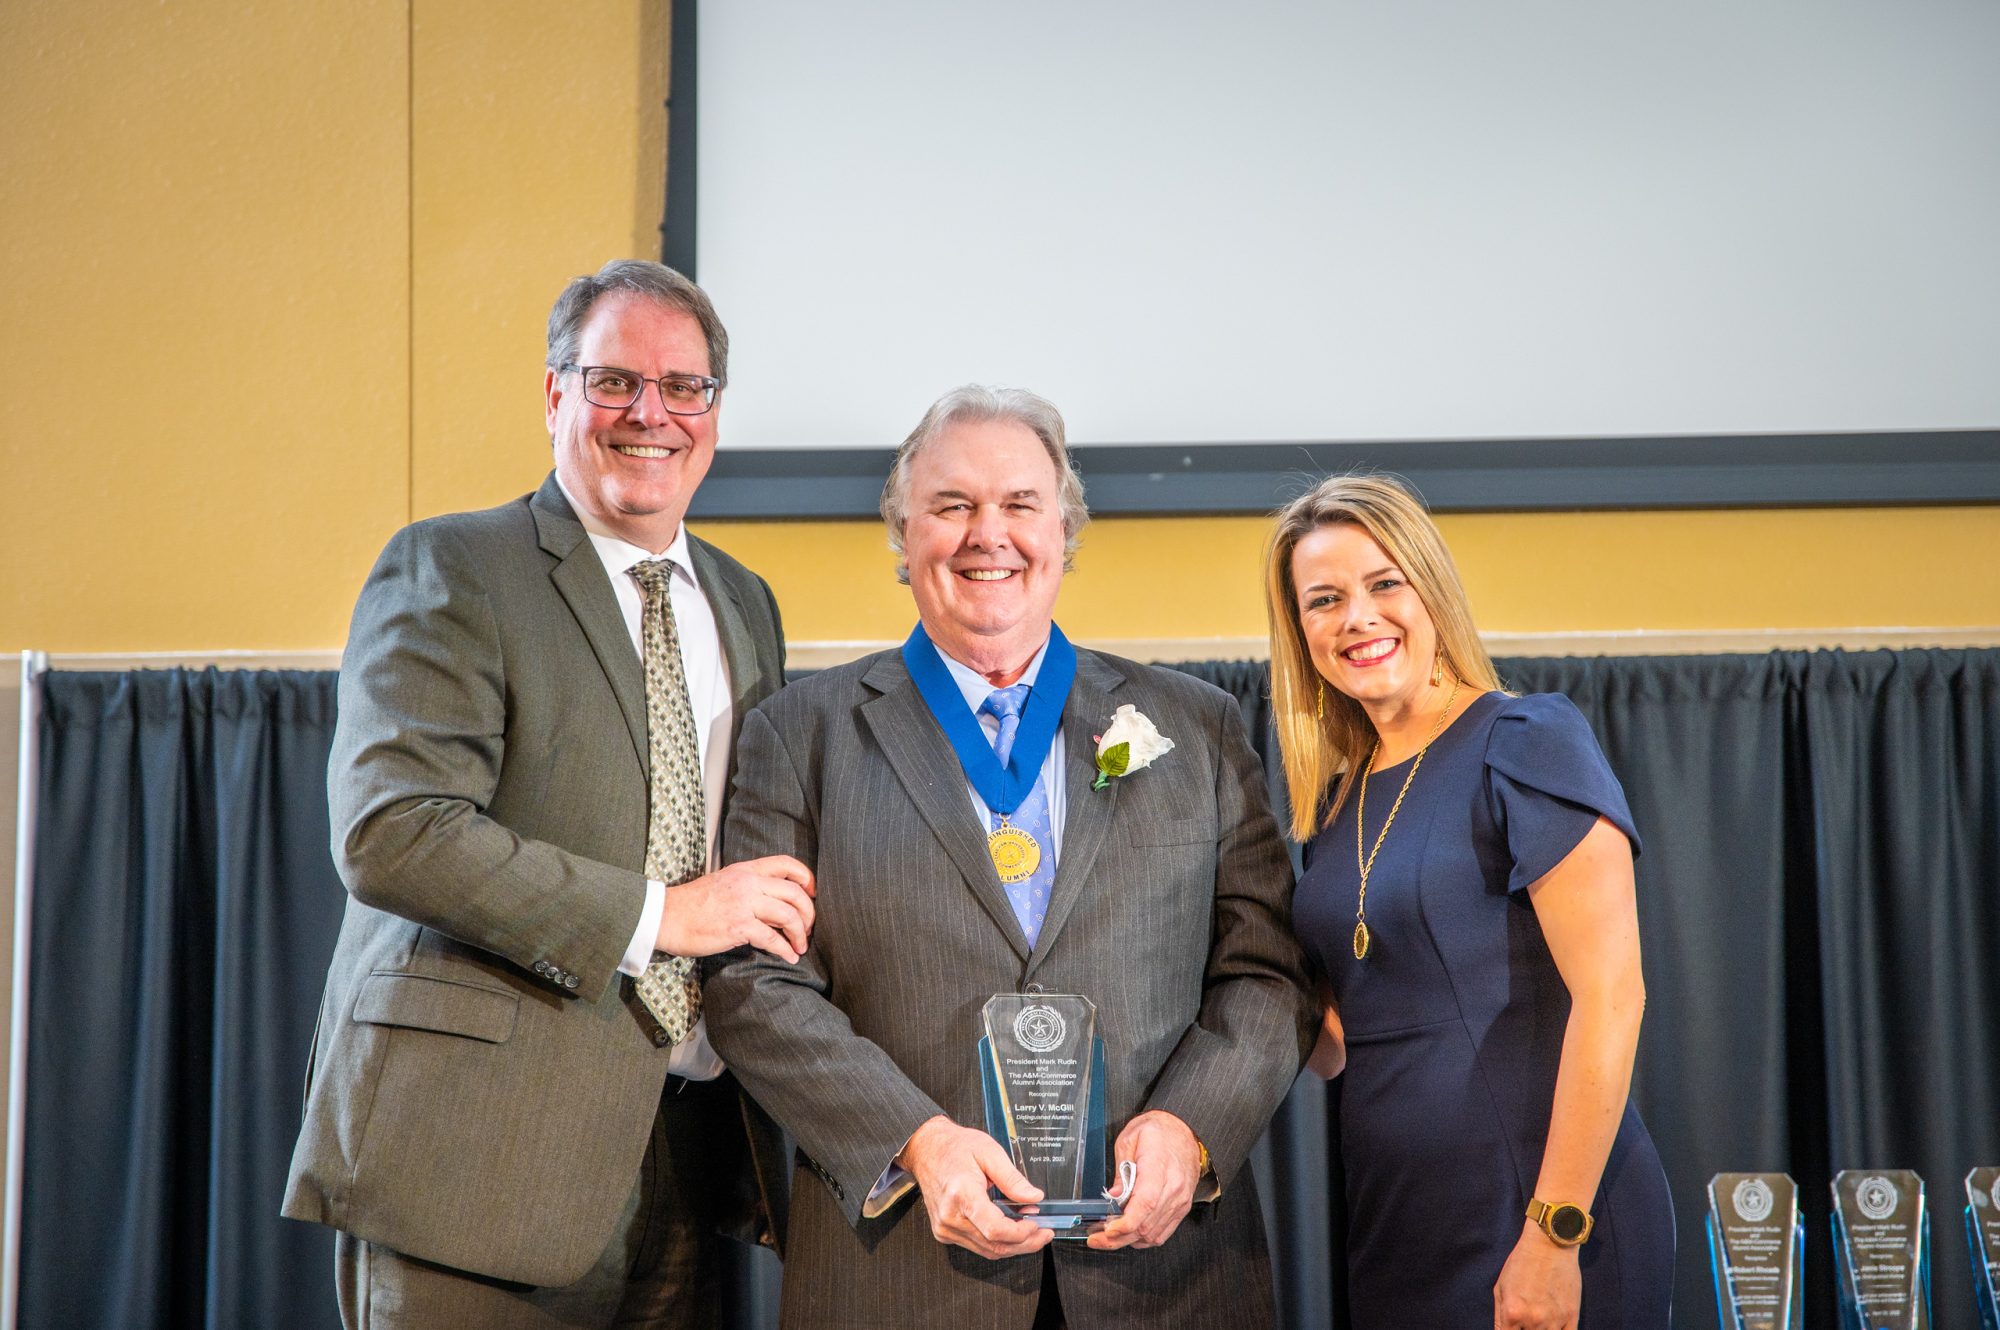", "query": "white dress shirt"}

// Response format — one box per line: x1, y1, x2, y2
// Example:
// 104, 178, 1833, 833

559, 477, 730, 1080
